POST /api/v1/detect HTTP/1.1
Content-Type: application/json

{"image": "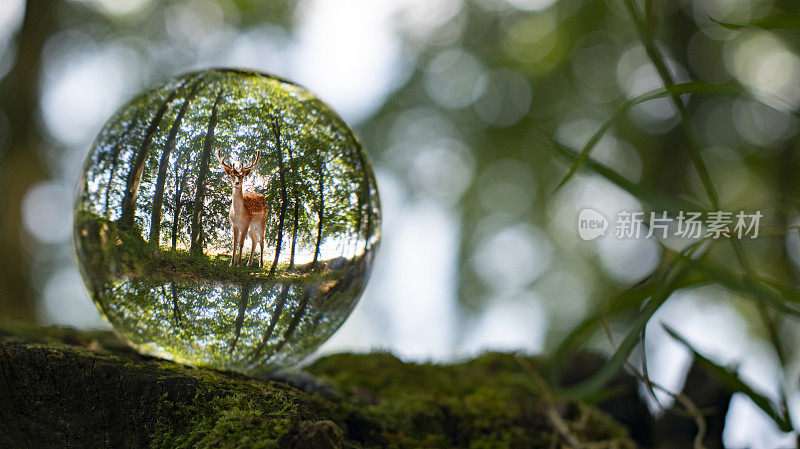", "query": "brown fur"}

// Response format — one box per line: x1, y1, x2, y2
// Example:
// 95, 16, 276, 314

242, 193, 267, 217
